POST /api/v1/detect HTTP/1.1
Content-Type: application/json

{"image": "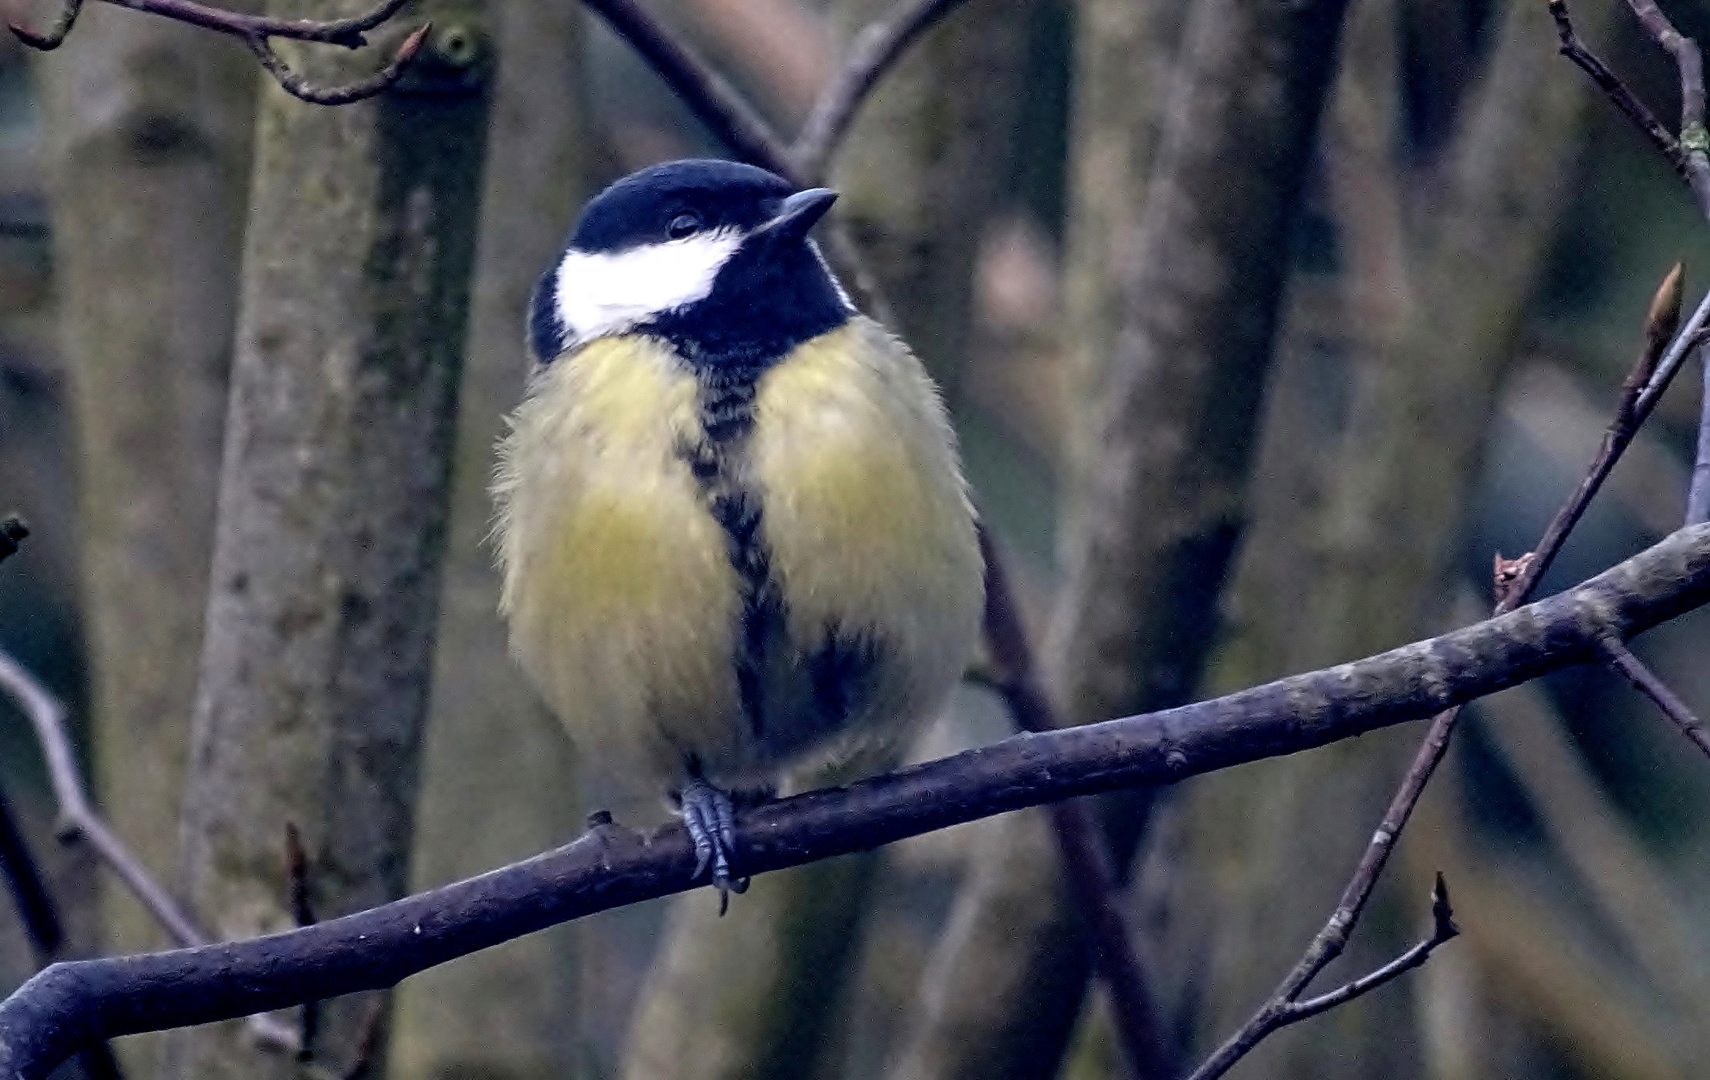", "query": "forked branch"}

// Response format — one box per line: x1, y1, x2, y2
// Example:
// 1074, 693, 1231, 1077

9, 0, 428, 105
1185, 260, 1699, 1079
